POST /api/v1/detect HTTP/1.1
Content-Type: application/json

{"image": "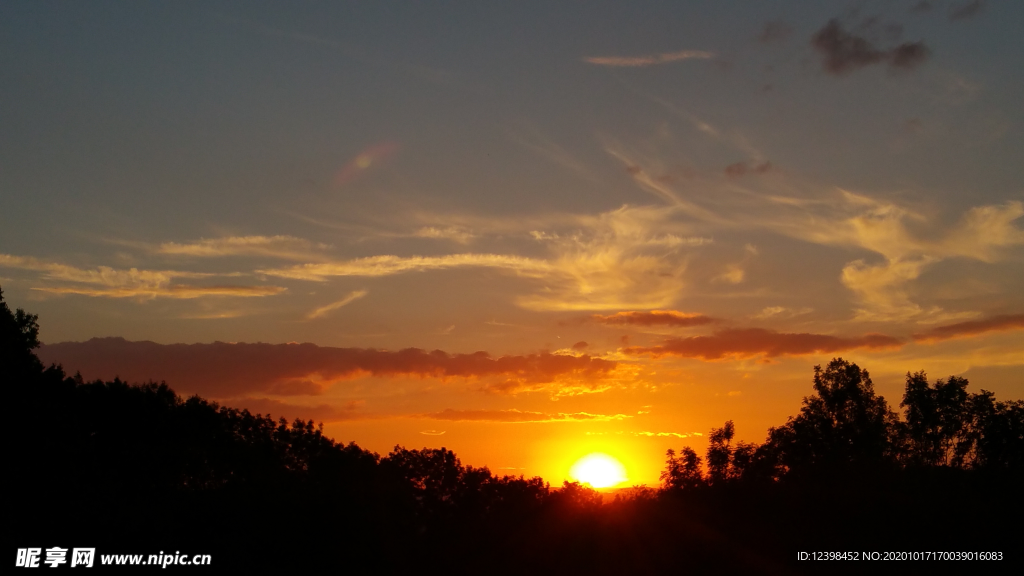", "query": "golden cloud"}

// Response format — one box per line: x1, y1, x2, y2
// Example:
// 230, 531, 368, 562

33, 285, 285, 299
261, 205, 709, 311
306, 290, 368, 319
0, 254, 283, 299
158, 235, 324, 260
258, 253, 553, 281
